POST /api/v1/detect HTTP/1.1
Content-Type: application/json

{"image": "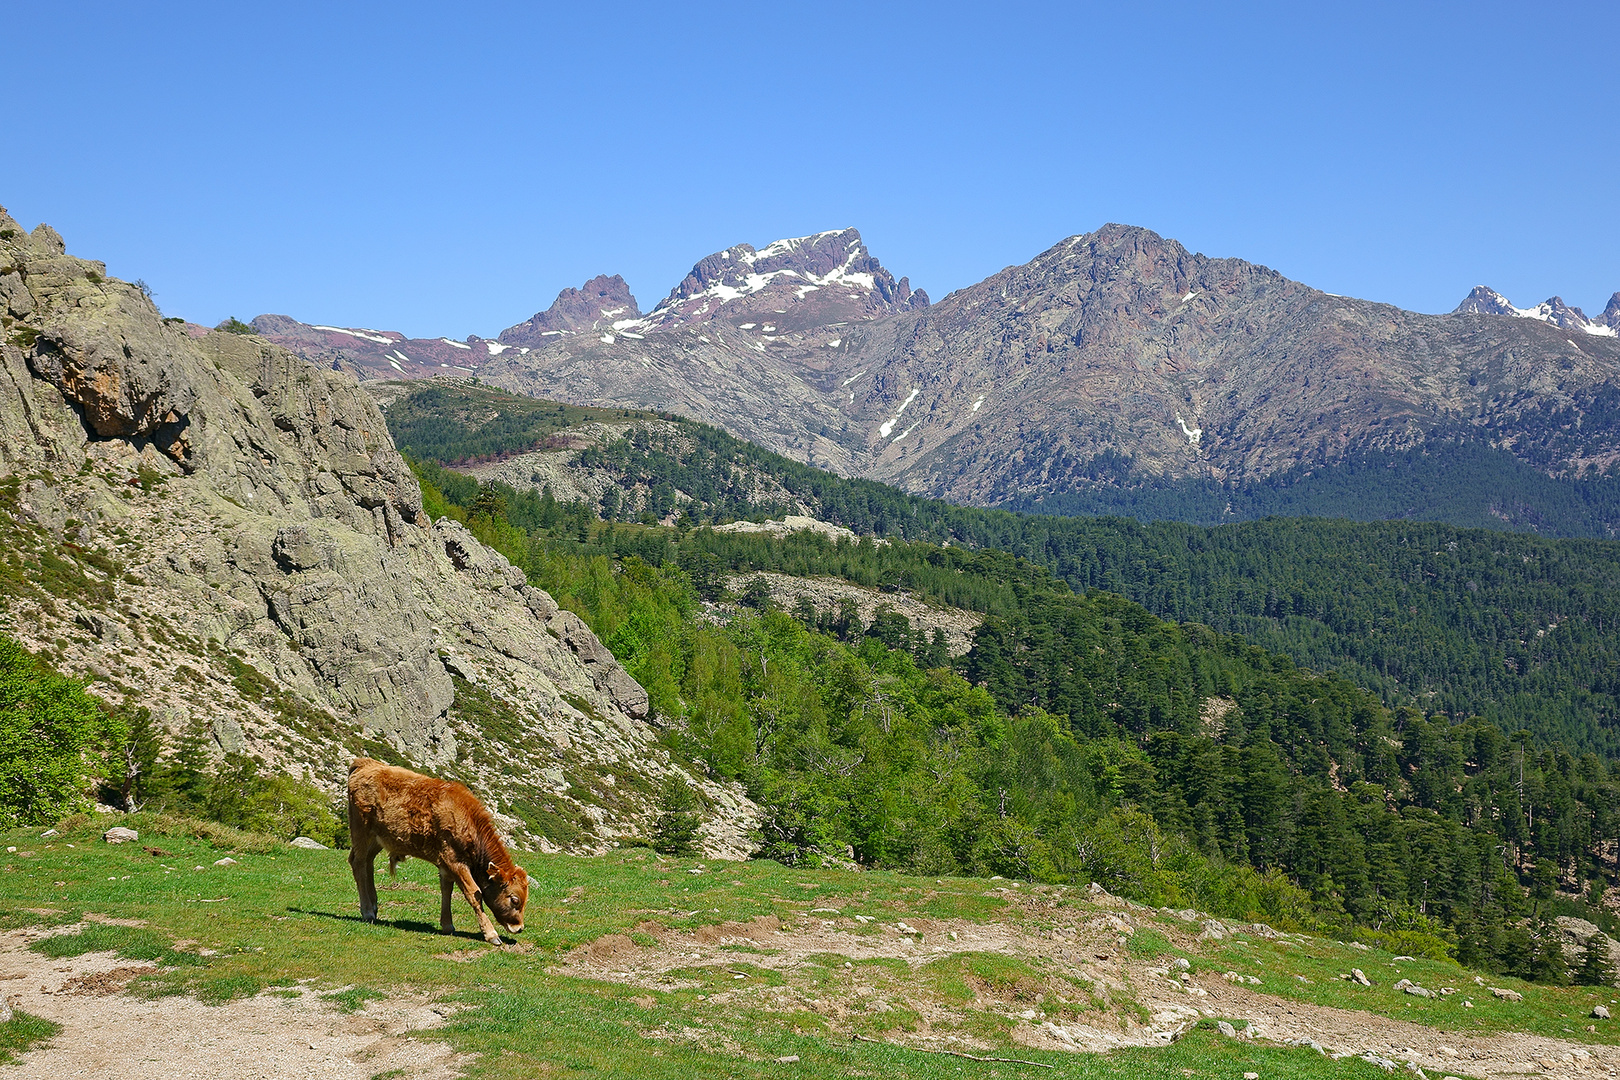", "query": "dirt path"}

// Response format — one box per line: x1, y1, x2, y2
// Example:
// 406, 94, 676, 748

557, 910, 1620, 1080
0, 926, 468, 1080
